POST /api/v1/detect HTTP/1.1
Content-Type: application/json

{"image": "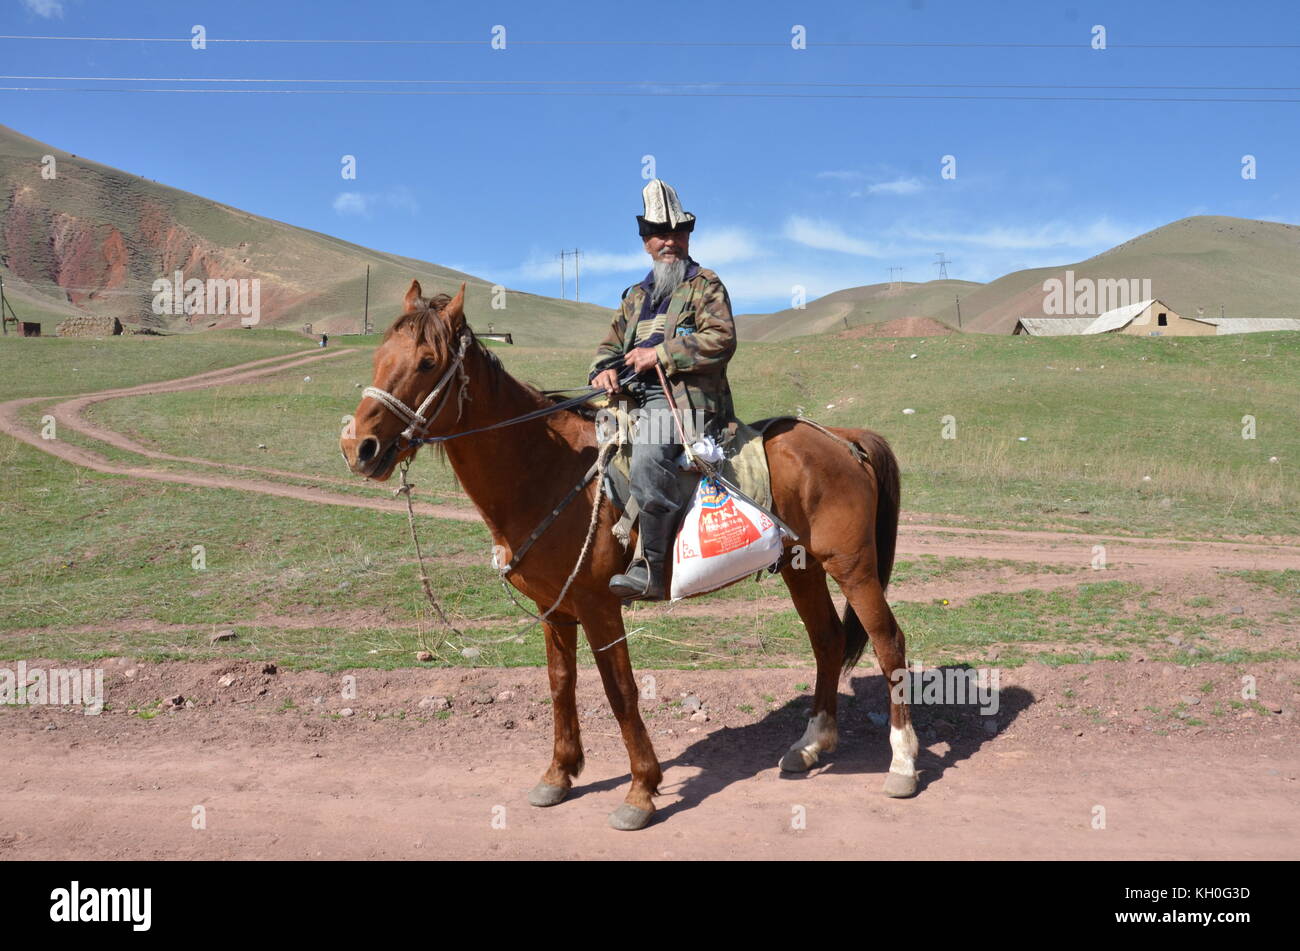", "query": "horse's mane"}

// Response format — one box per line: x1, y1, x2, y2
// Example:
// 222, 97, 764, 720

384, 293, 600, 422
